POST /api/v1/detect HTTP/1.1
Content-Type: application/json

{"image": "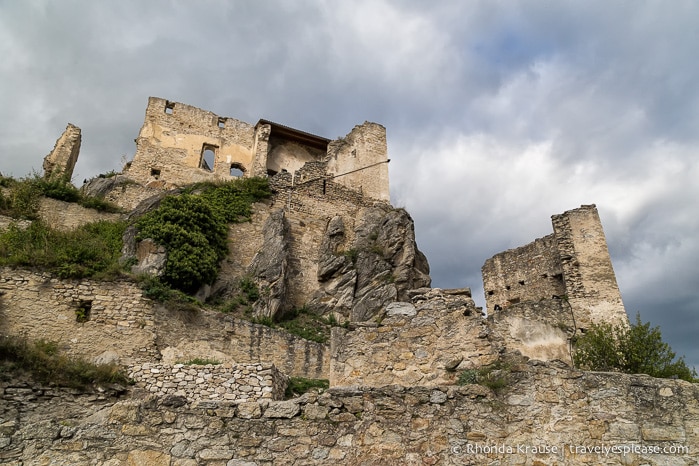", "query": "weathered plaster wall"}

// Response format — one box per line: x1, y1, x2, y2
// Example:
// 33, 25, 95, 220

0, 268, 158, 365
330, 289, 499, 388
2, 362, 696, 465
126, 97, 257, 187
487, 299, 575, 364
